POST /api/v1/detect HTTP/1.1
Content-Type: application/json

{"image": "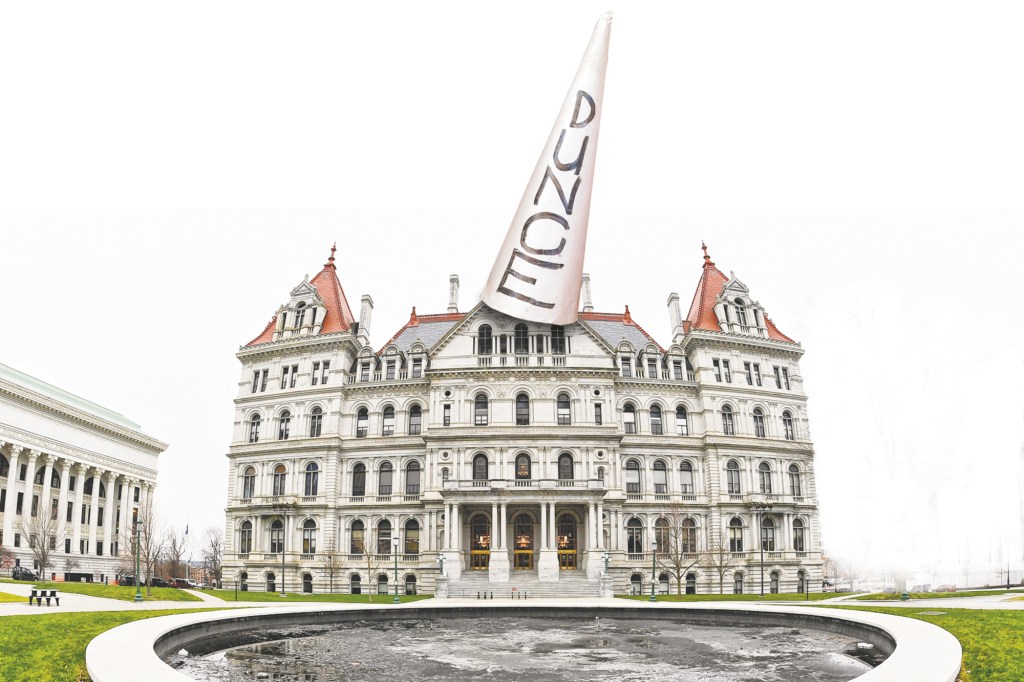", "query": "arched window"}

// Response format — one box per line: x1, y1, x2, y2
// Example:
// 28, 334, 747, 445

472, 454, 488, 481
734, 298, 747, 326
679, 461, 694, 494
84, 477, 94, 496
733, 571, 744, 594
295, 301, 306, 329
405, 519, 420, 555
596, 467, 605, 482
278, 410, 291, 440
761, 517, 776, 552
272, 464, 287, 496
653, 461, 668, 494
381, 406, 395, 436
406, 462, 421, 495
377, 574, 389, 595
474, 394, 489, 426
770, 570, 780, 594
797, 570, 807, 594
556, 393, 571, 425
34, 467, 45, 485
378, 462, 393, 496
557, 453, 573, 480
660, 572, 671, 595
239, 521, 252, 554
729, 517, 743, 552
515, 454, 532, 480
758, 462, 772, 494
408, 405, 422, 435
685, 572, 697, 594
654, 517, 669, 553
516, 393, 530, 426
789, 464, 802, 496
377, 520, 392, 554
752, 408, 766, 438
477, 324, 493, 355
352, 463, 366, 497
675, 406, 688, 436
302, 519, 317, 554
514, 323, 529, 354
793, 518, 806, 552
625, 459, 641, 494
626, 518, 644, 554
302, 573, 313, 593
782, 411, 796, 440
266, 572, 276, 592
551, 325, 566, 355
350, 520, 365, 554
248, 414, 261, 443
241, 467, 256, 499
681, 518, 697, 554
630, 573, 643, 595
270, 519, 284, 553
404, 574, 417, 595
623, 404, 637, 434
650, 405, 663, 435
721, 405, 735, 435
726, 459, 741, 494
309, 407, 323, 437
356, 408, 368, 438
350, 573, 361, 594
304, 463, 319, 497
